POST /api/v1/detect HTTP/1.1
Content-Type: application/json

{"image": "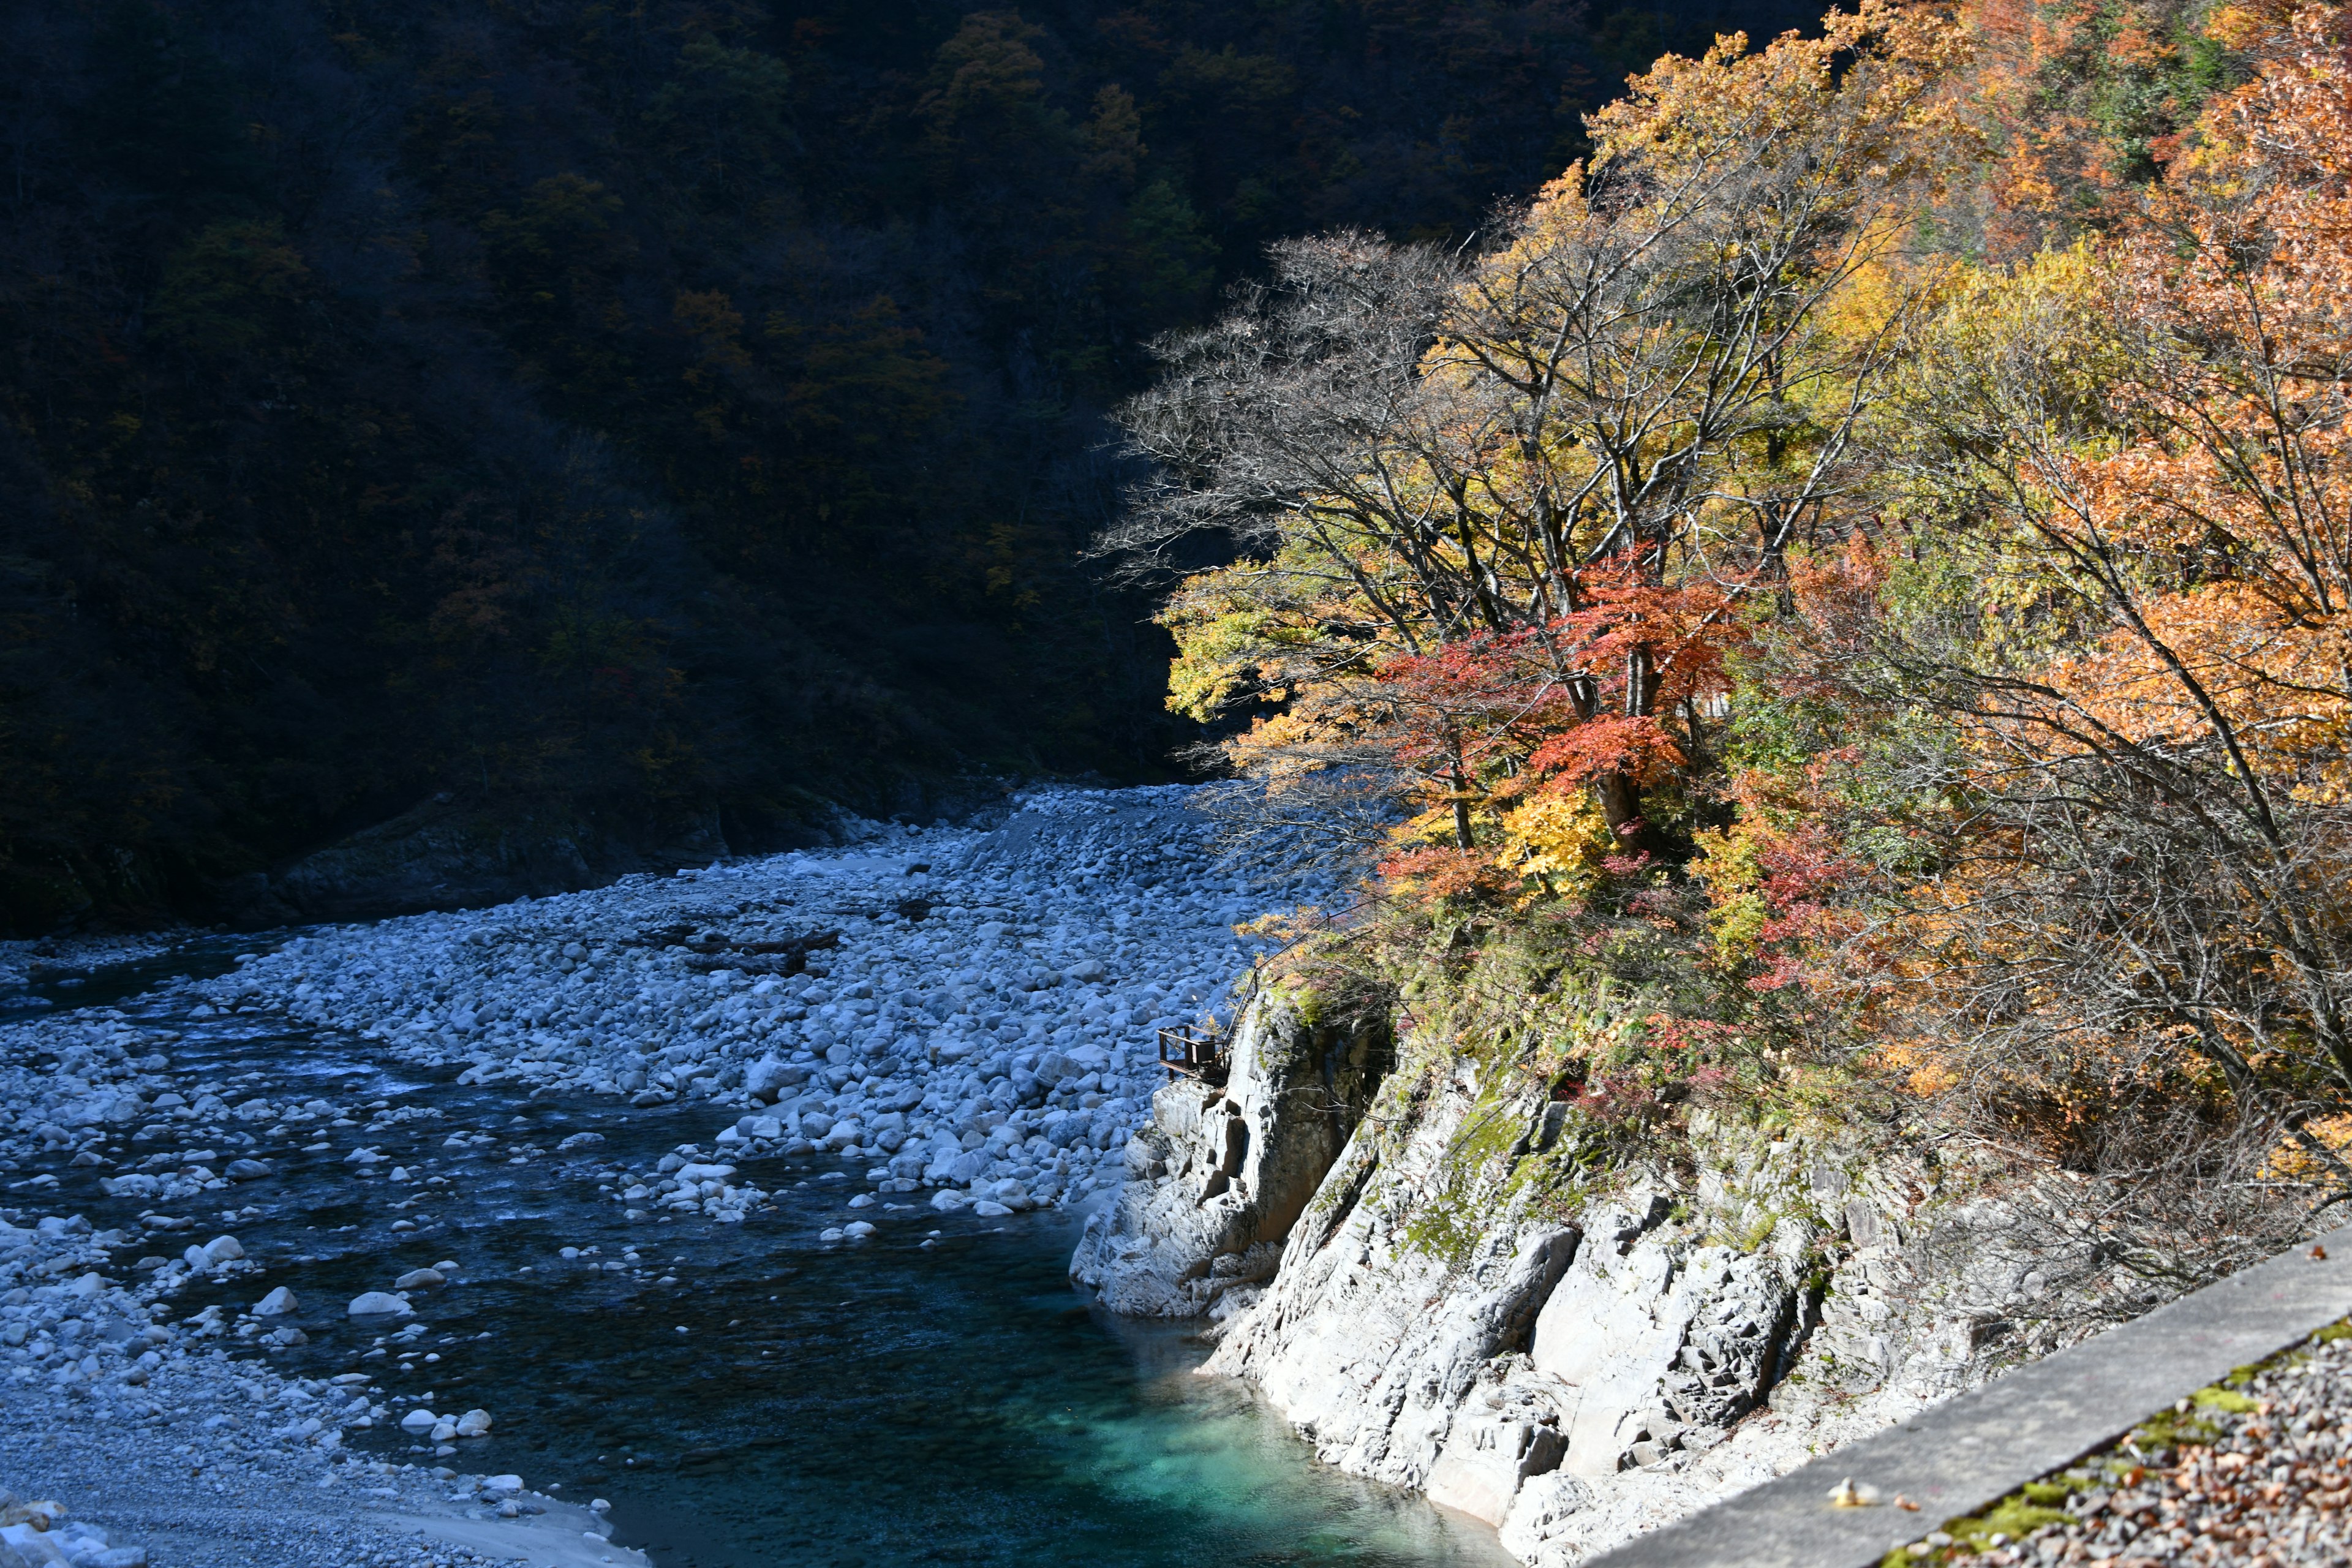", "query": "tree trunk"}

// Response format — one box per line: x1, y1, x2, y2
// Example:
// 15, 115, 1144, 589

1596, 770, 1641, 841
